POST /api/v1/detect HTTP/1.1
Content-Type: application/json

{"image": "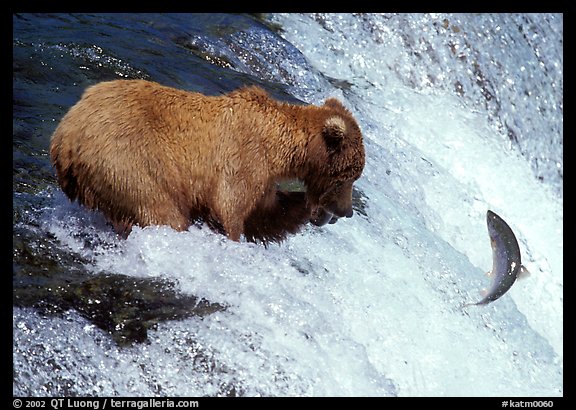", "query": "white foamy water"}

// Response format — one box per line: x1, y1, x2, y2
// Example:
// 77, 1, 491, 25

14, 13, 562, 397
